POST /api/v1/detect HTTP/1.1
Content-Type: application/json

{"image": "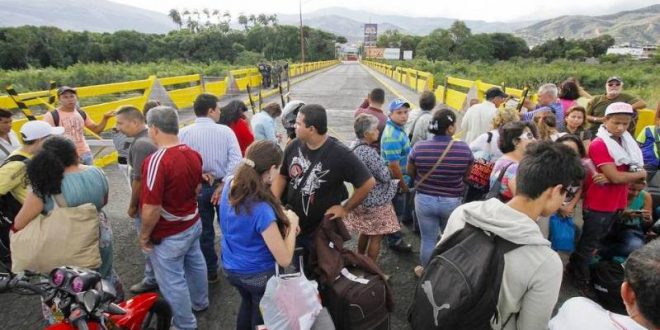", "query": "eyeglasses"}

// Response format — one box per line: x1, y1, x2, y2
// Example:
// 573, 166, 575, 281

518, 131, 536, 141
561, 184, 580, 204
607, 82, 621, 87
